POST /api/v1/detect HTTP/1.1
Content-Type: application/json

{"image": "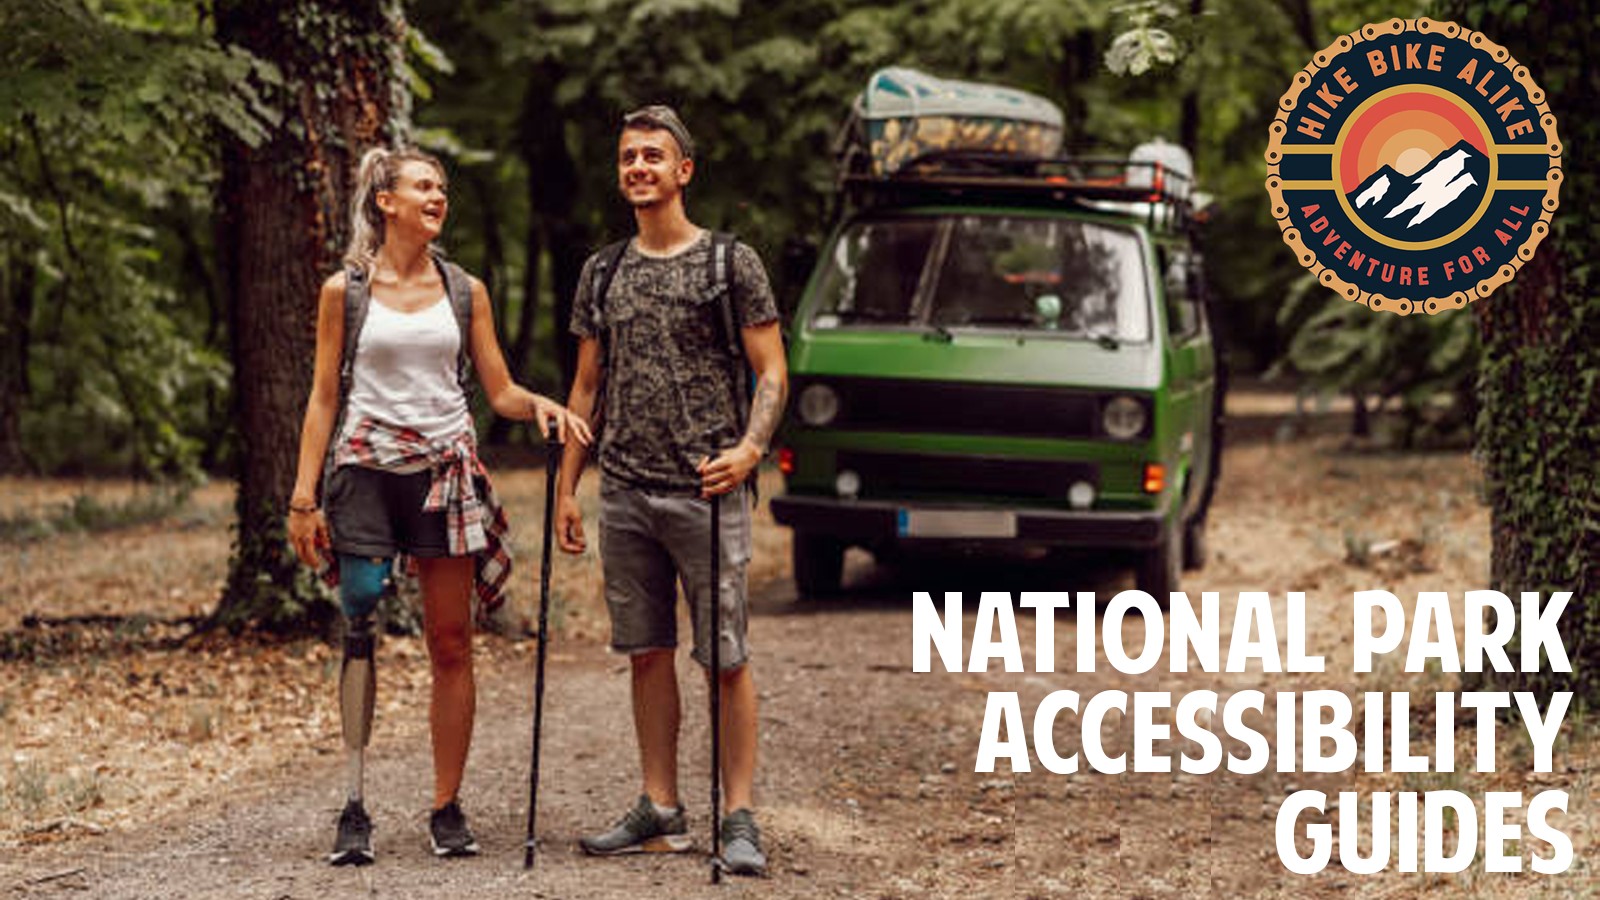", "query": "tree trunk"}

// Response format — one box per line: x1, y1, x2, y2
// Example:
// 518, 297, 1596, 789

213, 0, 403, 630
1349, 391, 1370, 438
165, 197, 233, 470
1278, 0, 1318, 53
1057, 31, 1096, 154
467, 167, 506, 321
518, 68, 588, 392
1462, 3, 1597, 706
1179, 0, 1204, 158
0, 250, 34, 473
475, 165, 516, 447
548, 217, 588, 392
